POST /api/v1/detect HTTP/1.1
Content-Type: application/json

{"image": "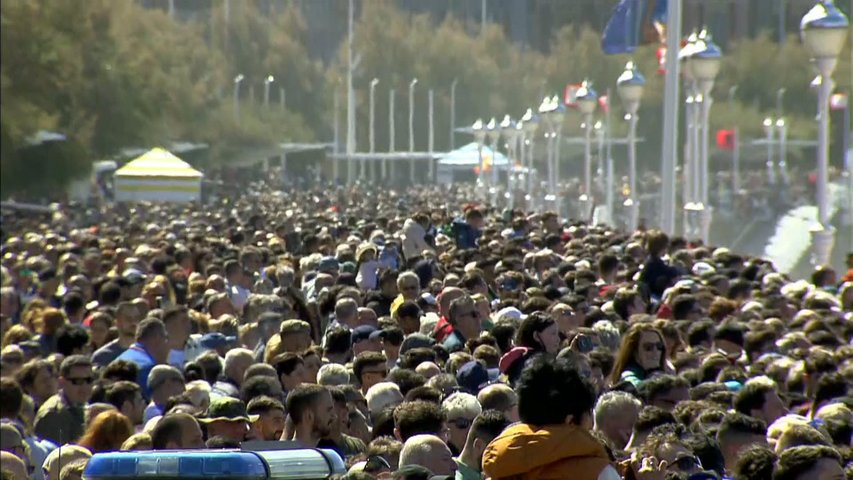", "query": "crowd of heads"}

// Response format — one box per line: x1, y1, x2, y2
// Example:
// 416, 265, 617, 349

0, 182, 851, 480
